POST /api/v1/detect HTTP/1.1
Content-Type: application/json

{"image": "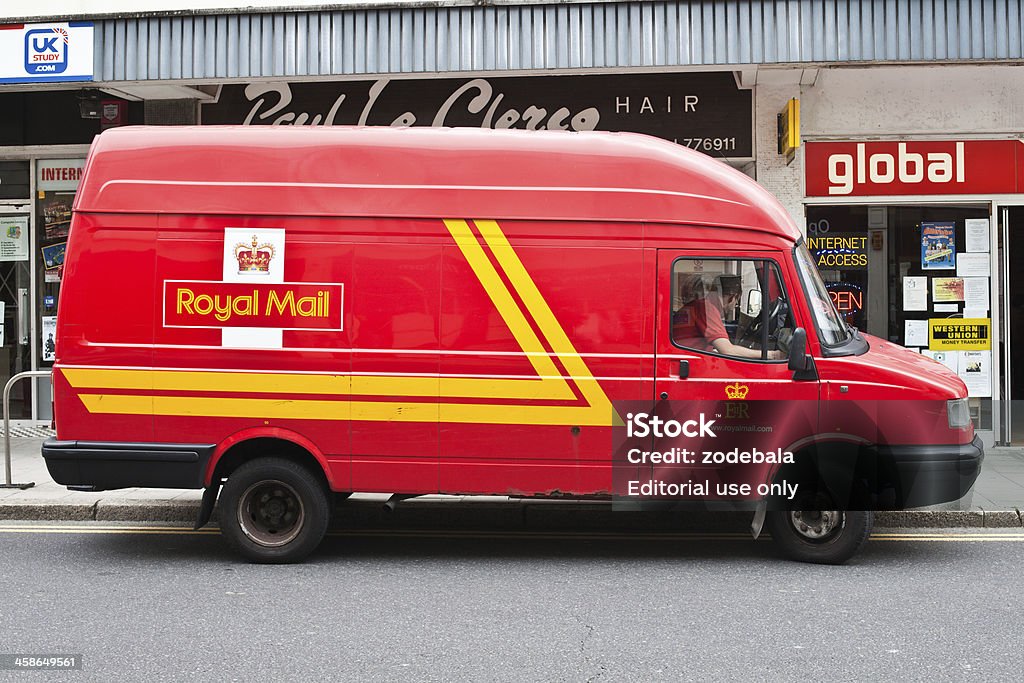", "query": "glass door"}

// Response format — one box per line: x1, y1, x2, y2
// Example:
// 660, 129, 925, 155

0, 209, 33, 420
35, 191, 73, 421
1000, 206, 1024, 444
